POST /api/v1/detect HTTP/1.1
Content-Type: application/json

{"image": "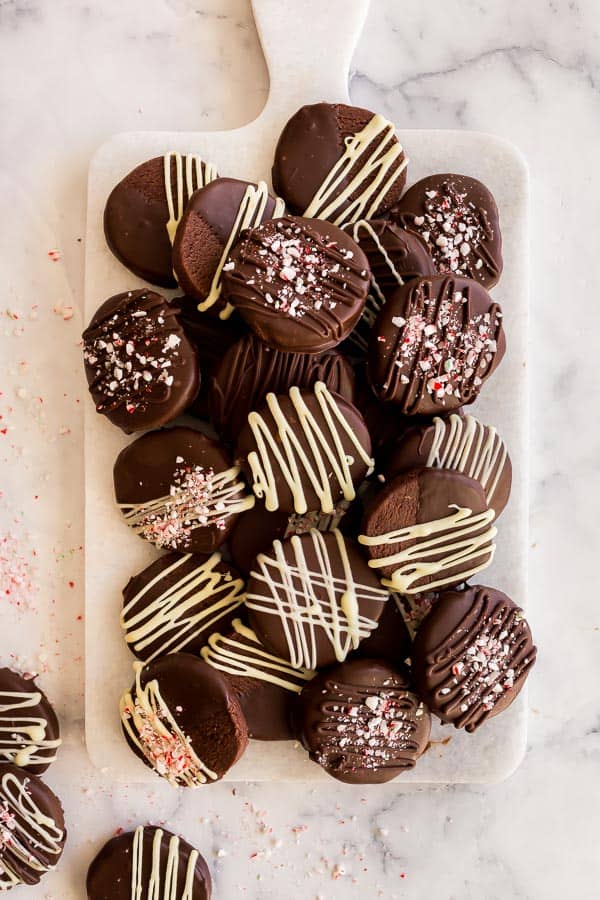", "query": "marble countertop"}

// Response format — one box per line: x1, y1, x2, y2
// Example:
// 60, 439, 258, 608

0, 0, 597, 897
